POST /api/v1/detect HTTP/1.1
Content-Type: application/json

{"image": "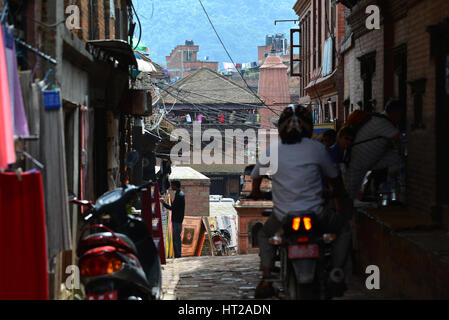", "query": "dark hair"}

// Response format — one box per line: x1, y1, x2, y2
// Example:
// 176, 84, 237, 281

278, 105, 313, 144
170, 180, 181, 189
385, 99, 403, 114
